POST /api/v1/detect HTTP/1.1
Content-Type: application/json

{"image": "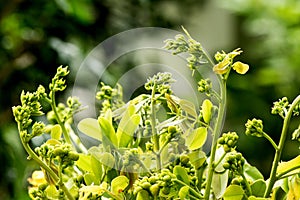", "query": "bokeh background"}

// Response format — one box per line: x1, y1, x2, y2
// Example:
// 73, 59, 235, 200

1, 0, 300, 199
